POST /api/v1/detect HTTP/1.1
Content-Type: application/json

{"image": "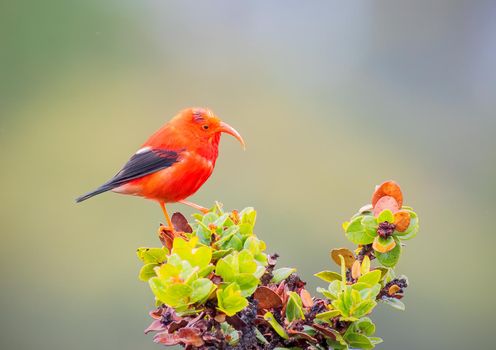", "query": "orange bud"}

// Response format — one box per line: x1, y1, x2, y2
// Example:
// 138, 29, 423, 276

388, 284, 401, 296
351, 260, 361, 279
